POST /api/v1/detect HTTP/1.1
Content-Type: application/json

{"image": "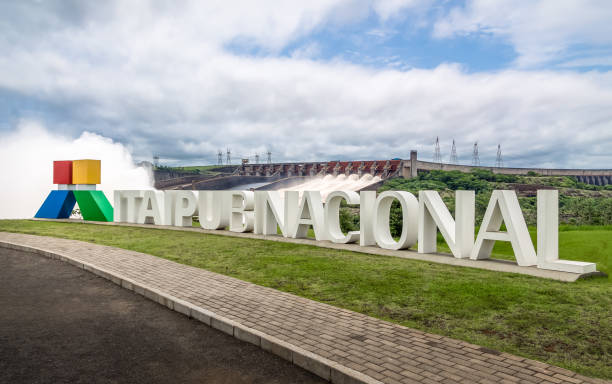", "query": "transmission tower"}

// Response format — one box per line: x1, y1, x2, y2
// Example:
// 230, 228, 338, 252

226, 148, 231, 165
472, 142, 480, 166
266, 150, 272, 164
496, 144, 504, 167
217, 150, 223, 165
255, 153, 260, 164
433, 136, 442, 163
153, 155, 159, 168
449, 140, 458, 164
